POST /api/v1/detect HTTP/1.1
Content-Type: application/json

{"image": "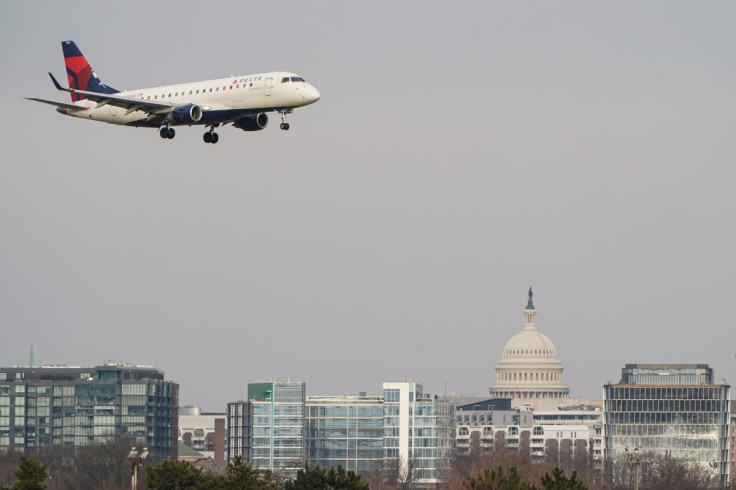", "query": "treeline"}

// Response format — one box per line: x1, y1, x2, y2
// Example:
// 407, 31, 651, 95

0, 443, 721, 489
0, 437, 139, 489
445, 450, 719, 490
0, 455, 369, 490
